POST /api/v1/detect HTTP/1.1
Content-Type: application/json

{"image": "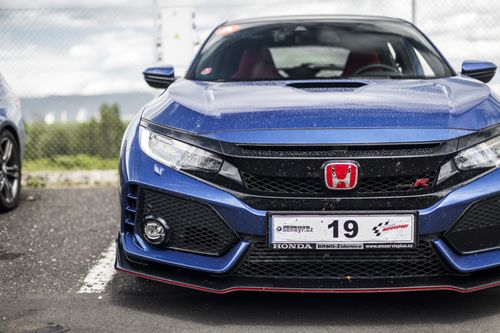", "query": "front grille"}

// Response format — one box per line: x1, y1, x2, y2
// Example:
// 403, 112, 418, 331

241, 171, 323, 194
233, 238, 450, 279
240, 171, 438, 195
138, 189, 238, 256
450, 197, 500, 232
359, 172, 438, 193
